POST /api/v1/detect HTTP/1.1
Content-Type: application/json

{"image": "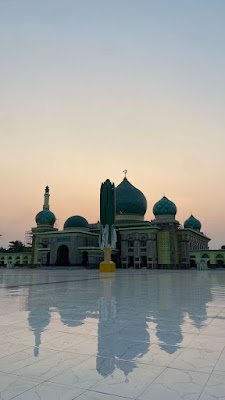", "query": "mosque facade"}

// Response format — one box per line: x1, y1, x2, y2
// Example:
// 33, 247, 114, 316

30, 175, 211, 269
